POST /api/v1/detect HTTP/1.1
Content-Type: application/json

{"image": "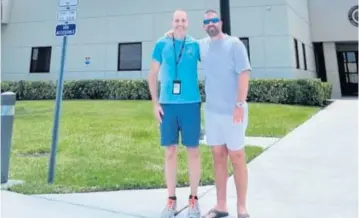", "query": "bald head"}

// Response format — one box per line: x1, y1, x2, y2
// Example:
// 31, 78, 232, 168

172, 10, 188, 38
173, 9, 187, 19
